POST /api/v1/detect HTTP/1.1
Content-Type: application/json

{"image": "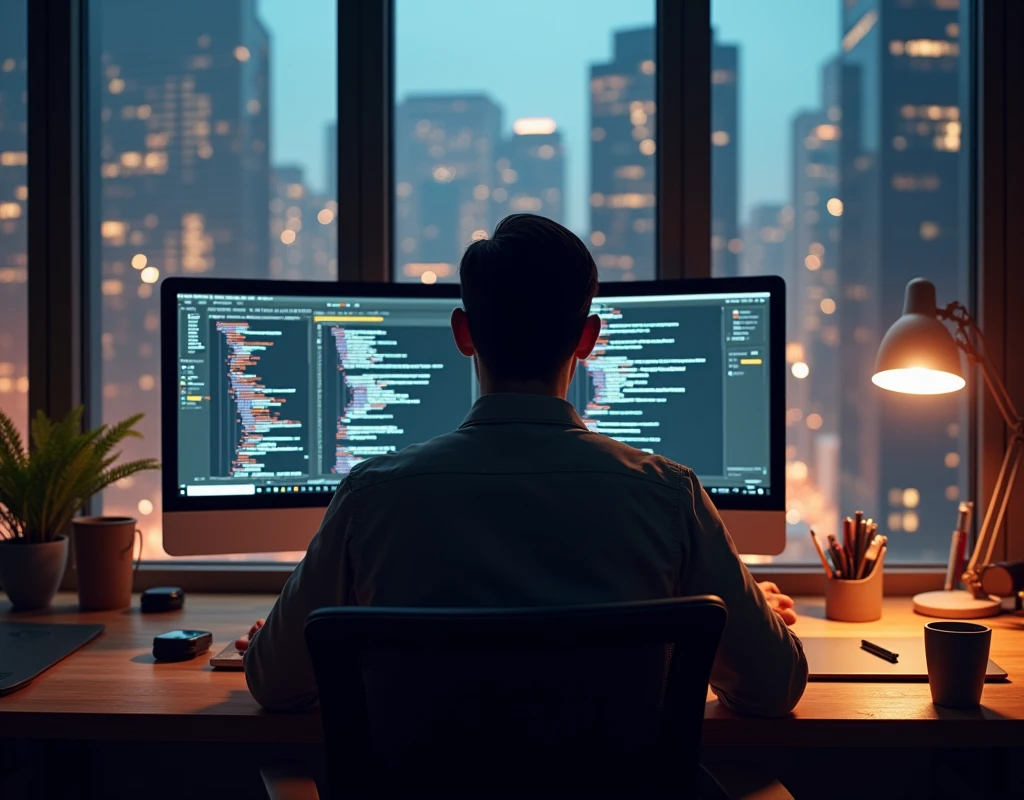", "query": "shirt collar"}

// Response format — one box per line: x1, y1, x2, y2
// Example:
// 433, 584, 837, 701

459, 392, 589, 431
